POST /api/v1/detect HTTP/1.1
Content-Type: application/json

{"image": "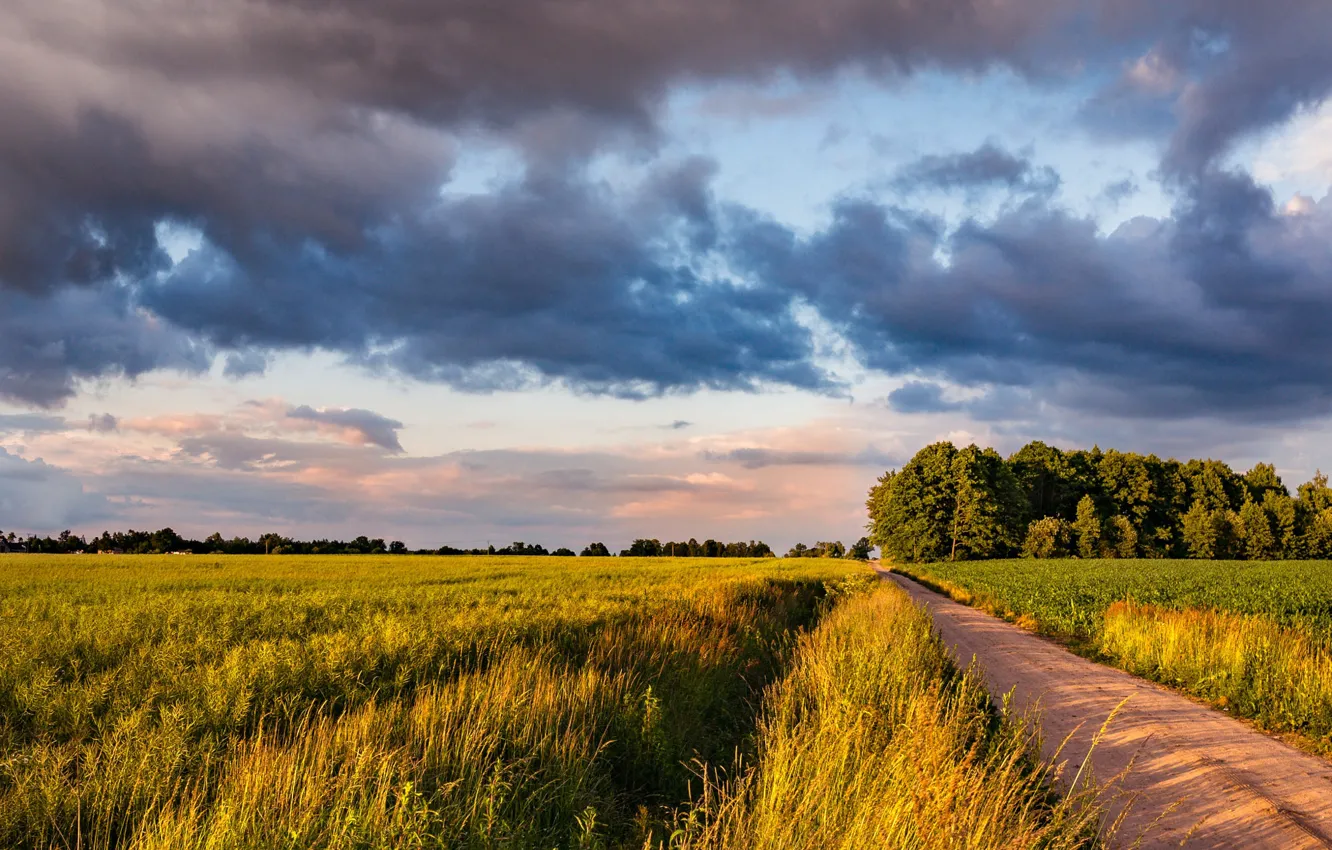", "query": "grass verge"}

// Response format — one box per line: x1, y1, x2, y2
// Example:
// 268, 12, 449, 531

667, 583, 1112, 849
